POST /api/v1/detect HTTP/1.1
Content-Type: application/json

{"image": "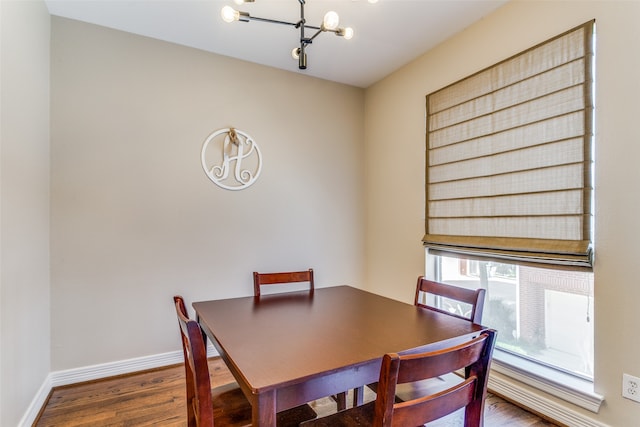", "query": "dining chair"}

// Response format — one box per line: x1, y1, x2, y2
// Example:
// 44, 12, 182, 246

173, 295, 317, 427
414, 276, 486, 324
300, 329, 497, 427
357, 276, 487, 407
253, 269, 348, 410
392, 276, 487, 405
253, 268, 315, 298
